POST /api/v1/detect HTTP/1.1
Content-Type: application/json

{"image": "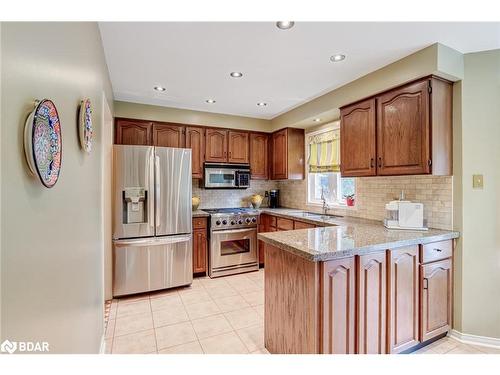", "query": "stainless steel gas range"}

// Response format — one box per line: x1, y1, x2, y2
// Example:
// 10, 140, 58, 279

204, 208, 259, 278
